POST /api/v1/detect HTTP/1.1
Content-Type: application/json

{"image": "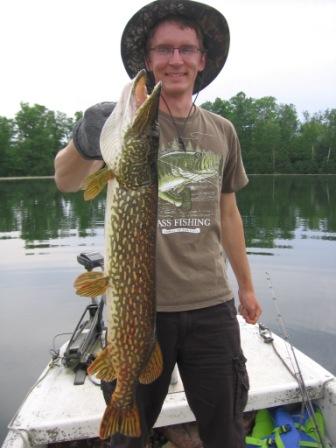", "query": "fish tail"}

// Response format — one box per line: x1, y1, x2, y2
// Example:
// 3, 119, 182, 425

87, 346, 116, 381
139, 340, 163, 384
99, 402, 141, 439
74, 271, 109, 297
82, 166, 113, 201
